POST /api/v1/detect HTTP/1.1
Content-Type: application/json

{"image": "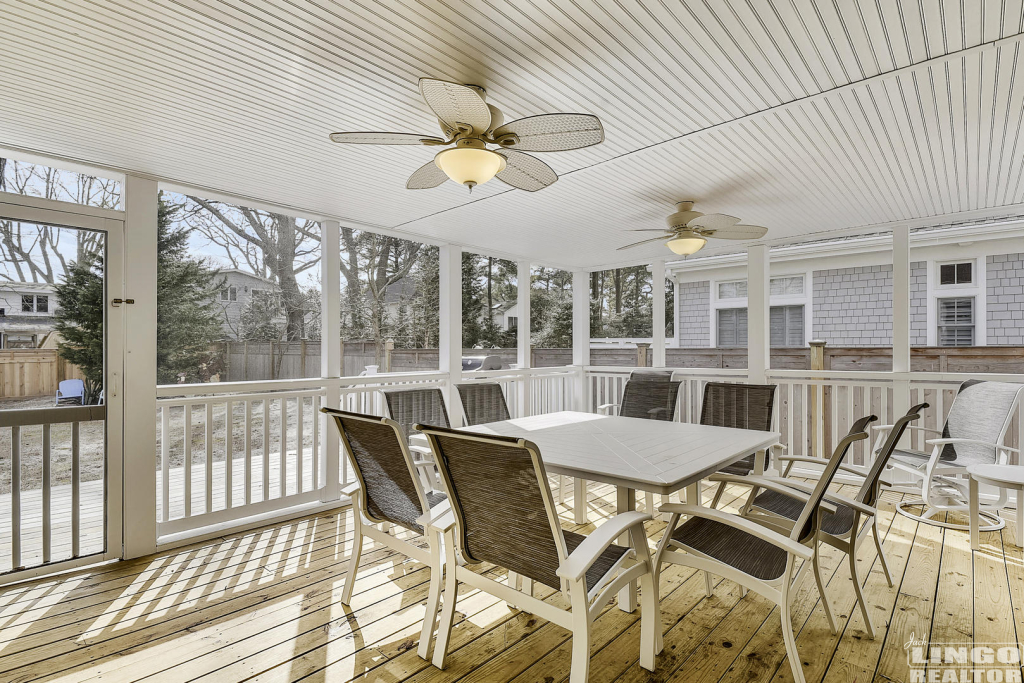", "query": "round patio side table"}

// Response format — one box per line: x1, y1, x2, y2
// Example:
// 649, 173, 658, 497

967, 464, 1024, 551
